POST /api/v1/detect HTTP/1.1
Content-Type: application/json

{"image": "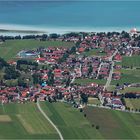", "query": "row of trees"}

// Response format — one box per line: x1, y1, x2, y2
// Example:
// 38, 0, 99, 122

4, 66, 20, 80
0, 57, 9, 69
